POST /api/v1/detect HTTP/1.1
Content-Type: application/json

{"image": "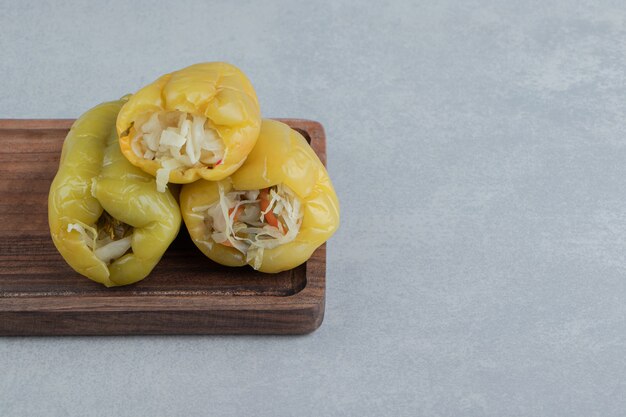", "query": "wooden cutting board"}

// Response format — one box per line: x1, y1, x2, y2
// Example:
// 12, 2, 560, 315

0, 118, 326, 335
